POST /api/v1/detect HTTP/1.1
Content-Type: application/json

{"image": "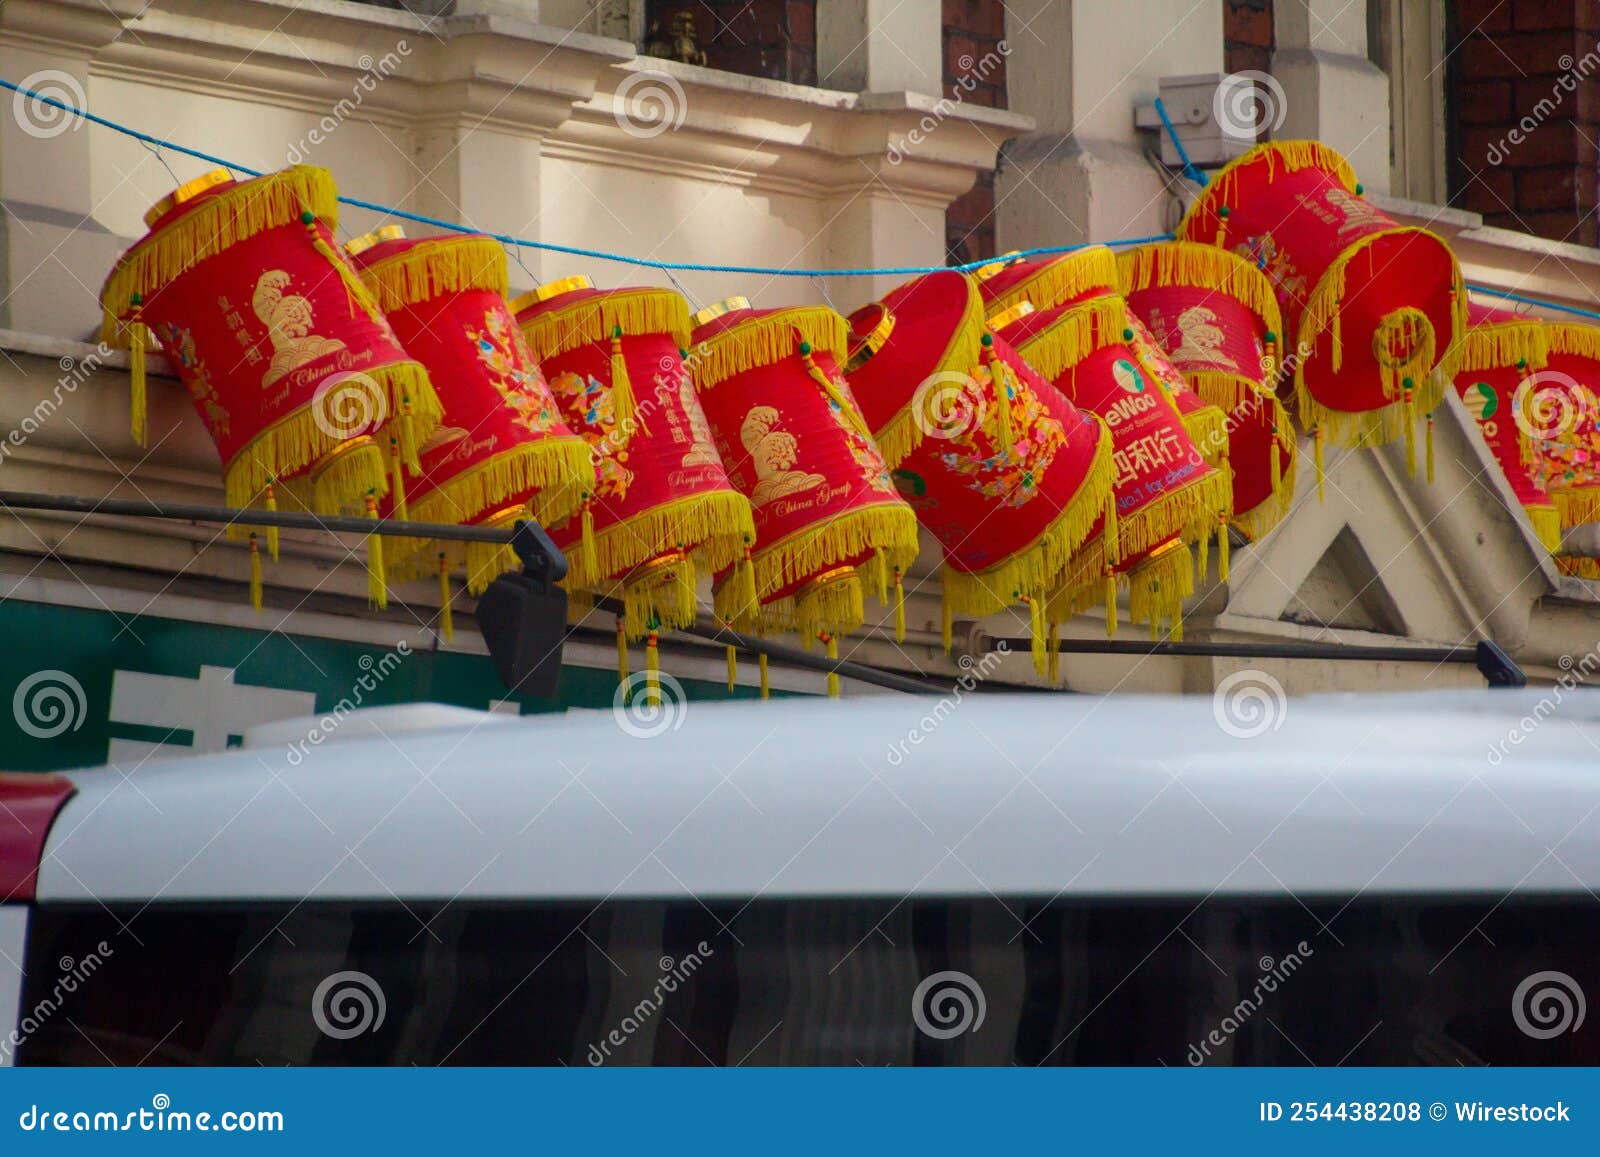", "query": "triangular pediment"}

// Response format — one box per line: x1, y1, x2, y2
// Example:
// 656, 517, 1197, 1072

1279, 525, 1407, 634
1217, 394, 1557, 646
